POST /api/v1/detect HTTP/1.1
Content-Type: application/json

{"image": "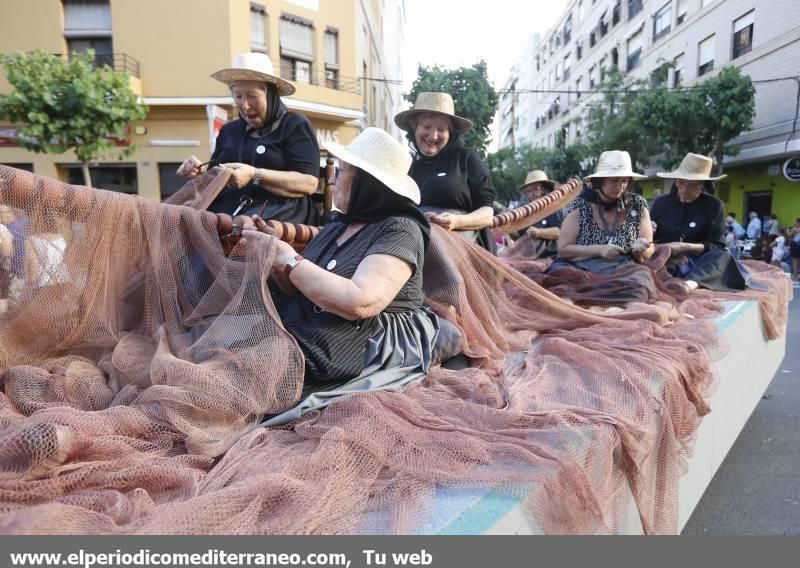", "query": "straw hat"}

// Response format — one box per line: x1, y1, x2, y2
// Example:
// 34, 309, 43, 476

394, 92, 473, 133
657, 153, 727, 181
211, 52, 296, 97
518, 170, 557, 191
584, 150, 647, 180
322, 128, 421, 204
